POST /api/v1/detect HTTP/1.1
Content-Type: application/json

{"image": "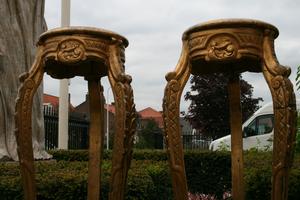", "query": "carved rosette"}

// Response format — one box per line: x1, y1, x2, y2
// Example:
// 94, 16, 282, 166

15, 27, 131, 200
57, 38, 86, 63
187, 30, 263, 64
207, 35, 238, 60
42, 36, 110, 67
